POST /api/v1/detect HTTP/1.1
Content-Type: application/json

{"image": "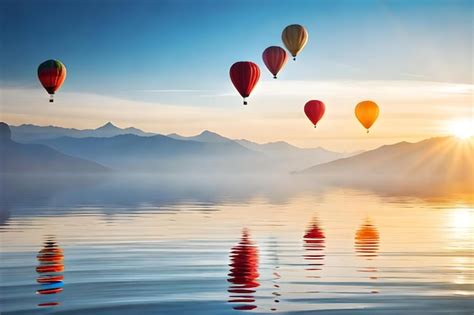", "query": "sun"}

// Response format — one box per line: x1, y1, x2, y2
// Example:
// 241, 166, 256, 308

447, 119, 474, 139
